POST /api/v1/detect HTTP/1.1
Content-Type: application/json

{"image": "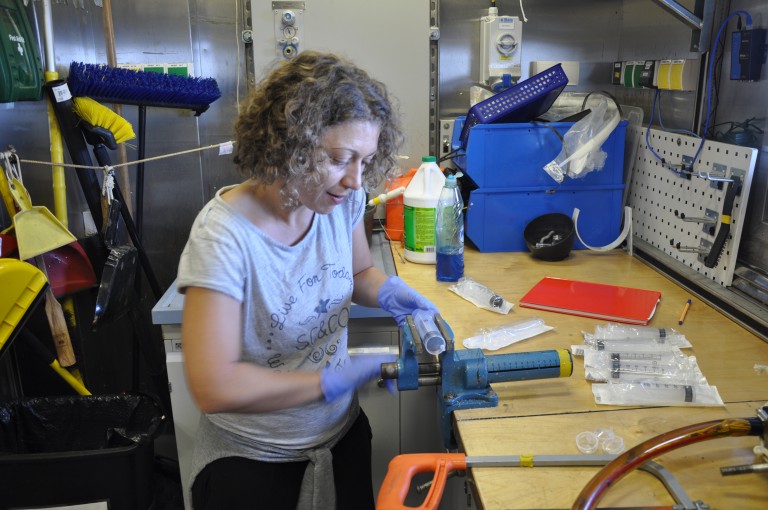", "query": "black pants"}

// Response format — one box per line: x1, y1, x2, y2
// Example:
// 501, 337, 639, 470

191, 410, 375, 510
